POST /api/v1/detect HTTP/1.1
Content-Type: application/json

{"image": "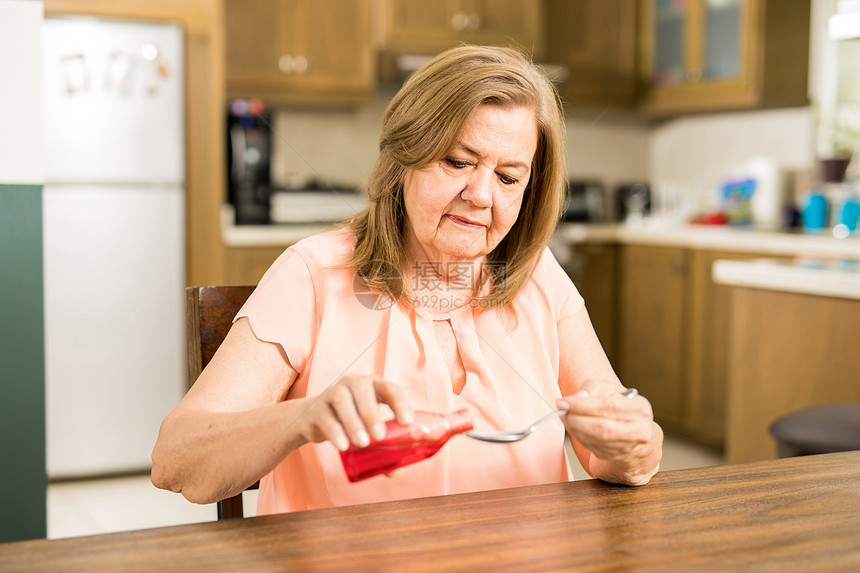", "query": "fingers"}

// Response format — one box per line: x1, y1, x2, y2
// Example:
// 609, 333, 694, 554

314, 402, 351, 452
556, 382, 655, 461
374, 379, 414, 427
329, 382, 374, 448
567, 414, 649, 457
304, 374, 413, 451
558, 389, 652, 422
